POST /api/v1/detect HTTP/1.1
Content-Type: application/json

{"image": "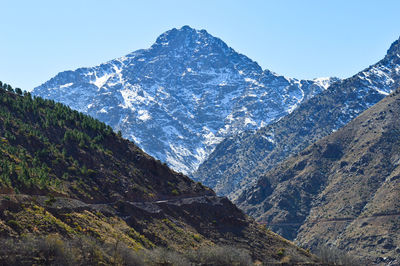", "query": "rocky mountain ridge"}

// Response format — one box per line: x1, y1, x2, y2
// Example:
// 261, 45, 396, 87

33, 25, 337, 175
194, 36, 400, 197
